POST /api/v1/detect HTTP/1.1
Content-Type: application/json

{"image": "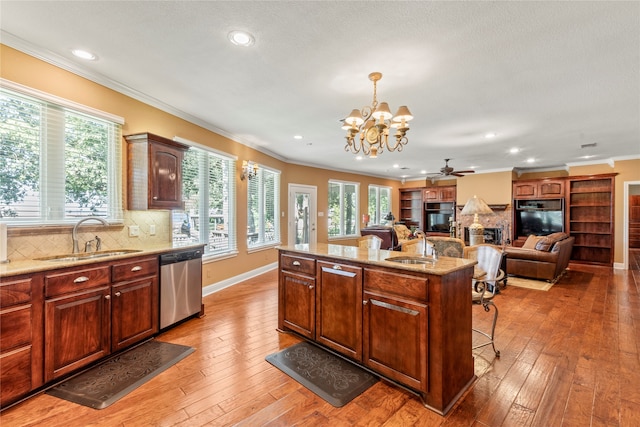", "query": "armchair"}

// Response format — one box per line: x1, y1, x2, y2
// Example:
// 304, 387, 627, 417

504, 233, 574, 282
